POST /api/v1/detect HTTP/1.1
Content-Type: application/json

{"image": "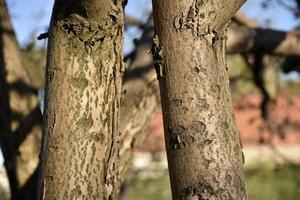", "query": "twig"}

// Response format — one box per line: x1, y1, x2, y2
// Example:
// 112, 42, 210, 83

37, 32, 48, 40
